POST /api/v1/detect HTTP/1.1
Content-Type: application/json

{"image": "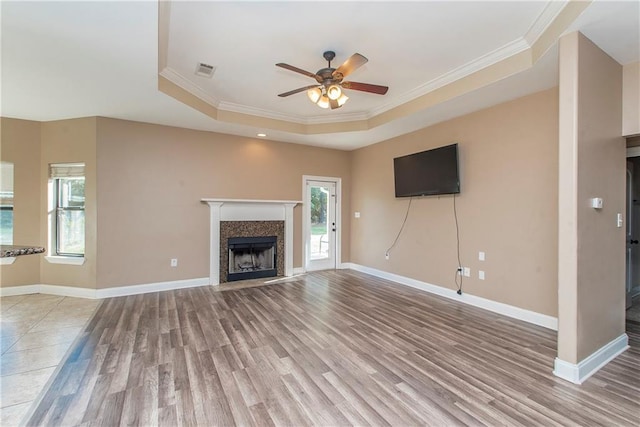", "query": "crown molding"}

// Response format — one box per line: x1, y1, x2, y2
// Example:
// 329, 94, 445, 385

218, 101, 307, 124
219, 100, 369, 125
159, 67, 220, 108
525, 0, 570, 46
303, 110, 370, 125
369, 37, 531, 117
